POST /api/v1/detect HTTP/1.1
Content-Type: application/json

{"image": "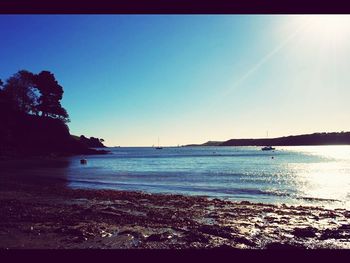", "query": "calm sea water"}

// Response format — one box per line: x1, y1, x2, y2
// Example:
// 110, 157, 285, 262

66, 146, 350, 209
2, 146, 350, 209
